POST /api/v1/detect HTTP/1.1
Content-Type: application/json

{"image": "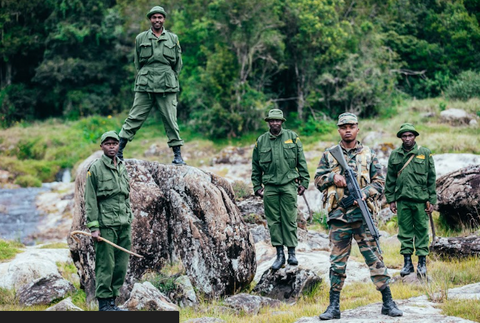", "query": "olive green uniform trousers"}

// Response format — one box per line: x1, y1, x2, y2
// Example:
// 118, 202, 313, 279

397, 199, 430, 256
263, 181, 298, 248
94, 225, 131, 299
119, 92, 184, 147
